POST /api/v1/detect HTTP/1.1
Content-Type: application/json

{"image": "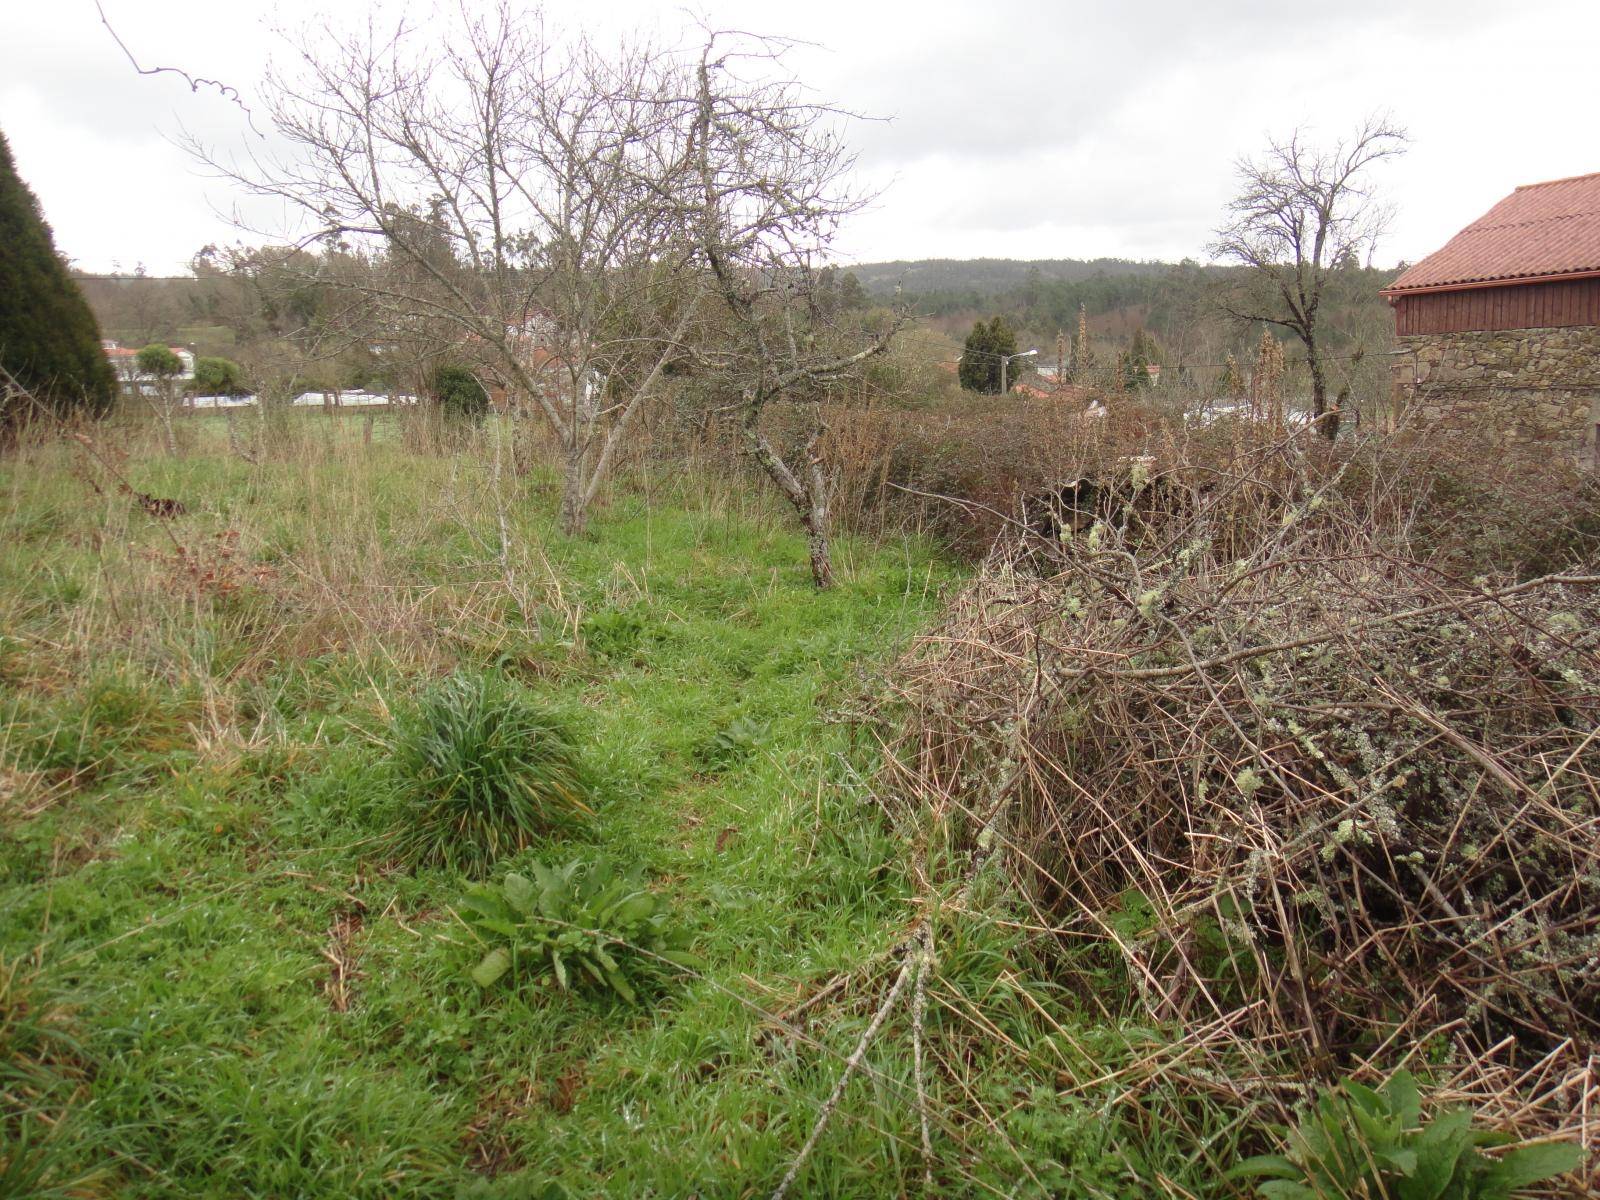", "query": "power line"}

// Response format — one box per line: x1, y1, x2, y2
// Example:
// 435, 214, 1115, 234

946, 350, 1376, 370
